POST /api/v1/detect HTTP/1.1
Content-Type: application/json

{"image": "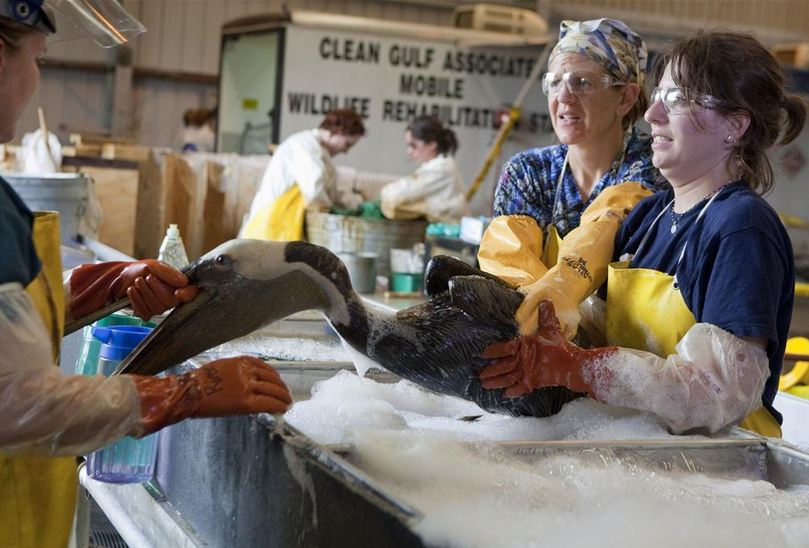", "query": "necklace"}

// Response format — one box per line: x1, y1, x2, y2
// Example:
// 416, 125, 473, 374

669, 180, 736, 234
